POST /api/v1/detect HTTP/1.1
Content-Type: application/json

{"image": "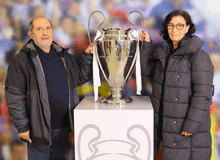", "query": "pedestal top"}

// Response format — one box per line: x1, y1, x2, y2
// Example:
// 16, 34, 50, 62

75, 96, 152, 110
